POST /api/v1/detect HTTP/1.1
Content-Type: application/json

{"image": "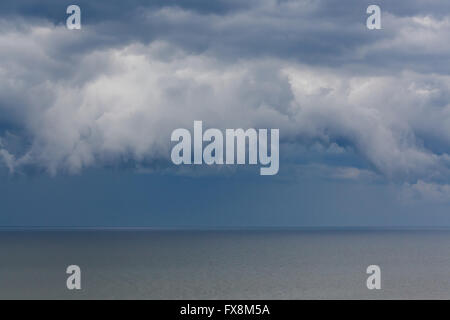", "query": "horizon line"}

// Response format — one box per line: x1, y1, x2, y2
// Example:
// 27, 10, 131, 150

1, 226, 450, 231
